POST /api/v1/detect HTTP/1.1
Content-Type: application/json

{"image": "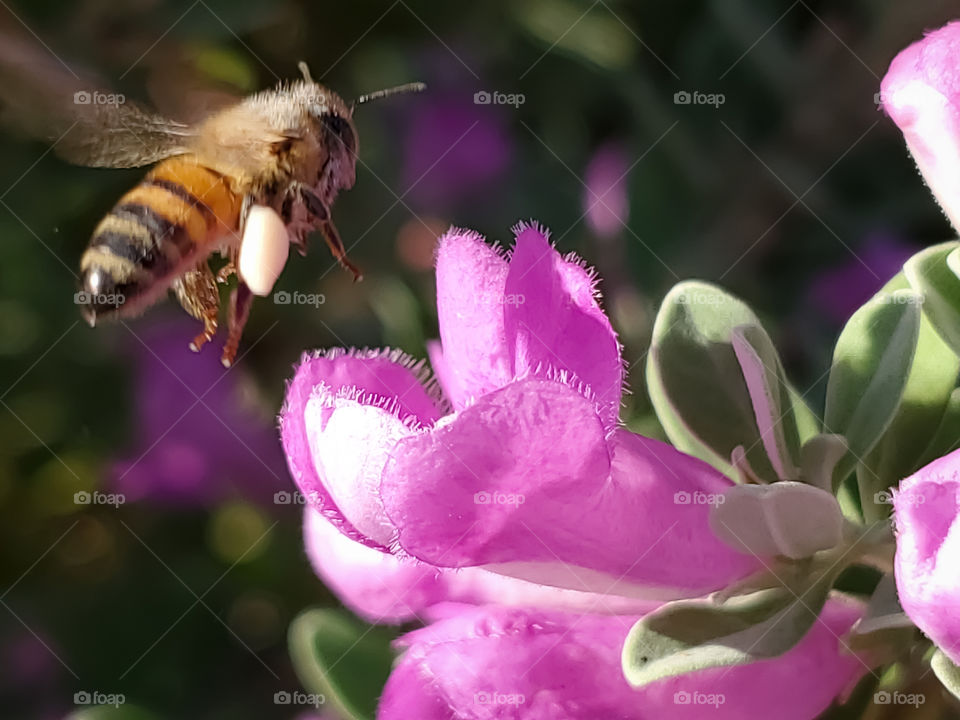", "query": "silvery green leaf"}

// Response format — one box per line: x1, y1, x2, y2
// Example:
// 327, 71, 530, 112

709, 481, 843, 559
919, 388, 960, 467
648, 281, 806, 483
858, 273, 959, 519
905, 241, 960, 356
931, 649, 960, 702
824, 289, 922, 489
623, 565, 840, 687
731, 324, 801, 480
800, 434, 848, 491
